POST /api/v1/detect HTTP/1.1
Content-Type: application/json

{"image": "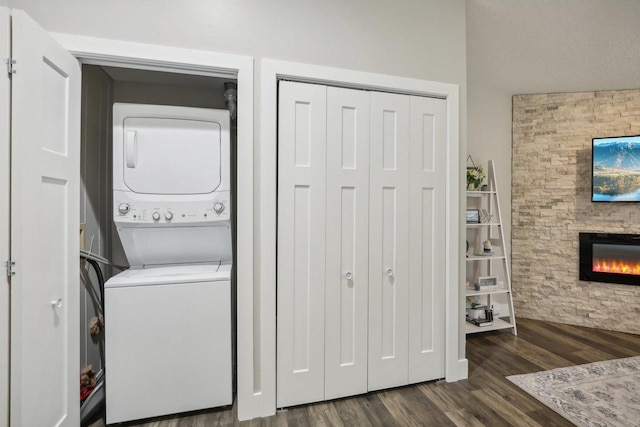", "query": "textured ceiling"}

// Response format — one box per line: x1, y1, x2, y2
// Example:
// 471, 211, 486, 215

467, 0, 640, 95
